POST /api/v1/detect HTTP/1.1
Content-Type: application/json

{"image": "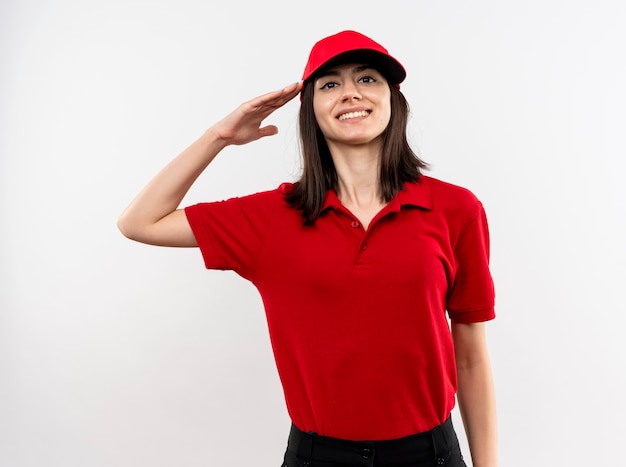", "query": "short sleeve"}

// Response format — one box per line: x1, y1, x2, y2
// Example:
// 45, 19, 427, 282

446, 205, 496, 323
184, 190, 280, 281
